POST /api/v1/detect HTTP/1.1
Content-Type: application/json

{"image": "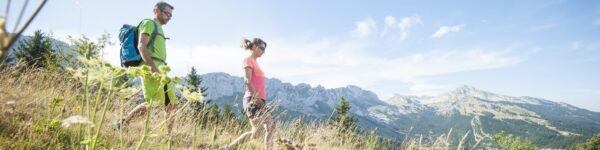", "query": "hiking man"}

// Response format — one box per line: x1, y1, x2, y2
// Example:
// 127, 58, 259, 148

117, 1, 177, 134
